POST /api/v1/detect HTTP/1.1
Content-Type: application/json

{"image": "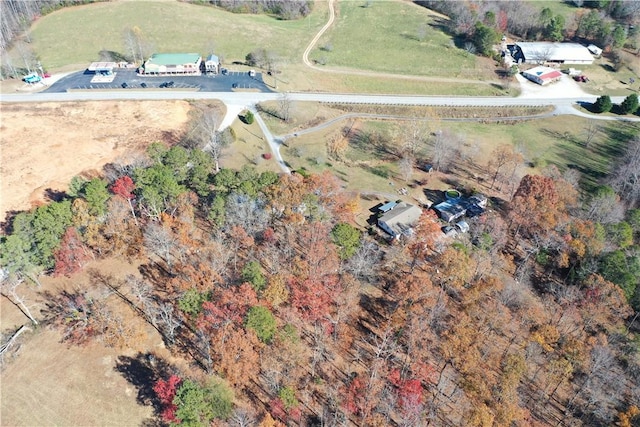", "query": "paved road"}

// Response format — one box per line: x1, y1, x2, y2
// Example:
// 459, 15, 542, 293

0, 89, 627, 107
